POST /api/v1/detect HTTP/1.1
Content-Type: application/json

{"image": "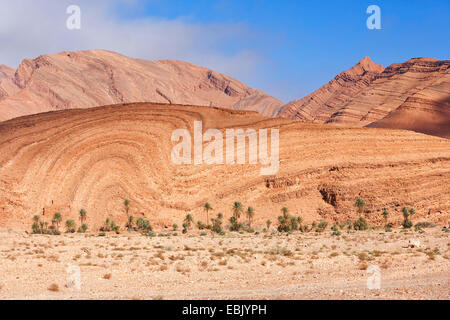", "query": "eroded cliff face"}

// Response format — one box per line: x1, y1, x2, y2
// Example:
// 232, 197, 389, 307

0, 50, 282, 121
278, 57, 385, 122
